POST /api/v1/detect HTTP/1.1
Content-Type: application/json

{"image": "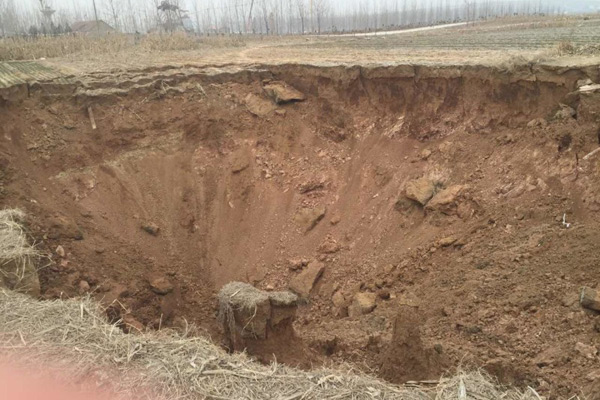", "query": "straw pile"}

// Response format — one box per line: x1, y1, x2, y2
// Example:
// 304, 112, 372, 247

0, 288, 546, 400
0, 209, 40, 295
